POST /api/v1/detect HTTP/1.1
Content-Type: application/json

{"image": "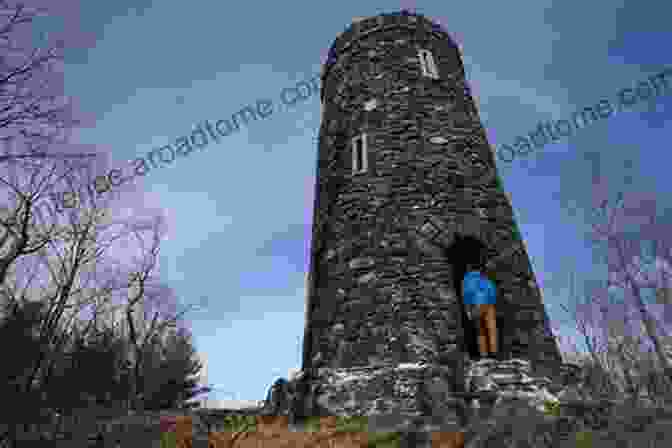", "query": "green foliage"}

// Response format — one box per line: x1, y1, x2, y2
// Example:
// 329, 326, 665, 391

304, 416, 402, 447
302, 415, 322, 433
211, 414, 402, 447
220, 414, 257, 432
575, 430, 594, 448
296, 415, 370, 433
0, 301, 53, 424
492, 176, 503, 191
71, 328, 126, 401
293, 416, 402, 446
333, 415, 369, 433
141, 328, 210, 411
0, 301, 48, 385
161, 430, 178, 448
543, 400, 561, 417
542, 402, 595, 447
366, 431, 403, 448
29, 321, 209, 415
